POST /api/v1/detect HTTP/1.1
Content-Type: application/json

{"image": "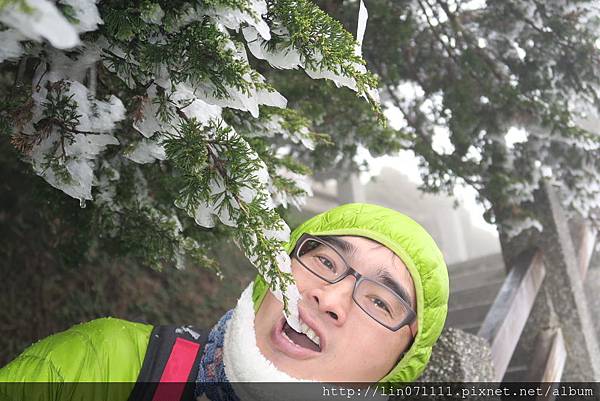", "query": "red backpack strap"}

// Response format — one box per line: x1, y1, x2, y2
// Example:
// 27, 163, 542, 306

128, 325, 207, 401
